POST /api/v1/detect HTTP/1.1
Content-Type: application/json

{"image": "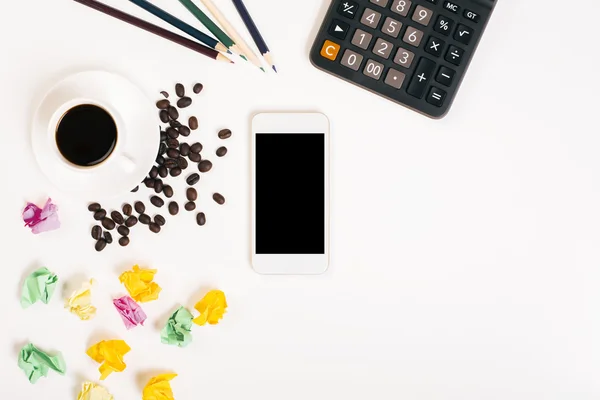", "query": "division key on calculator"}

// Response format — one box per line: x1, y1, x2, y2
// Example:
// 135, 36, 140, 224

310, 0, 496, 119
